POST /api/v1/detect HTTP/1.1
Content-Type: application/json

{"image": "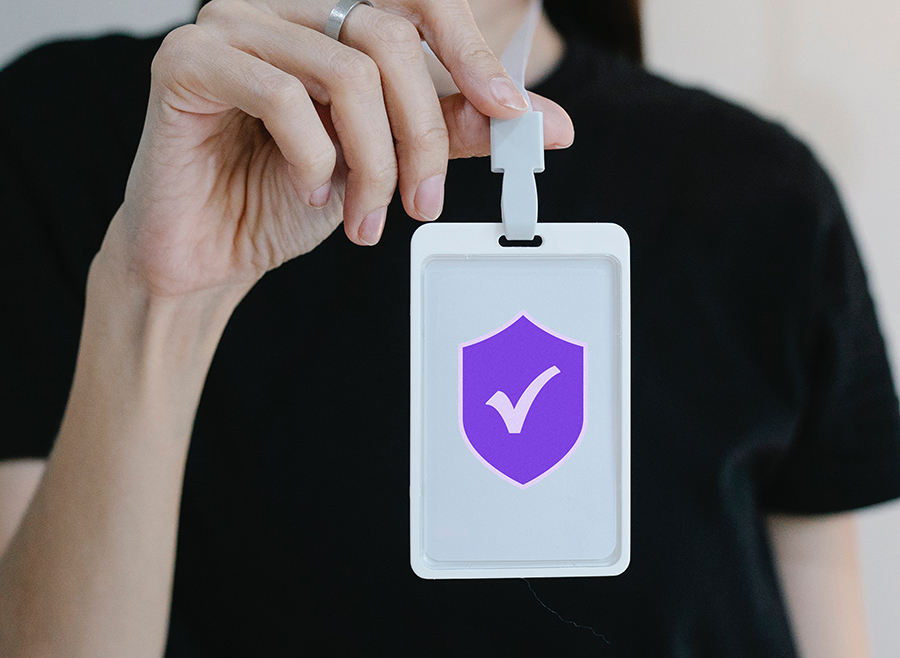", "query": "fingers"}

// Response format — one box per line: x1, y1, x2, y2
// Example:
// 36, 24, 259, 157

409, 1, 530, 118
443, 92, 574, 159
256, 0, 452, 223
158, 0, 569, 248
197, 0, 398, 245
151, 24, 337, 209
262, 0, 534, 218
261, 0, 528, 118
340, 8, 449, 222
